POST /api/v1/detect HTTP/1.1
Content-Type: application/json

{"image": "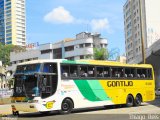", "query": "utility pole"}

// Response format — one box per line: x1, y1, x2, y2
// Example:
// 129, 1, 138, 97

139, 0, 146, 64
